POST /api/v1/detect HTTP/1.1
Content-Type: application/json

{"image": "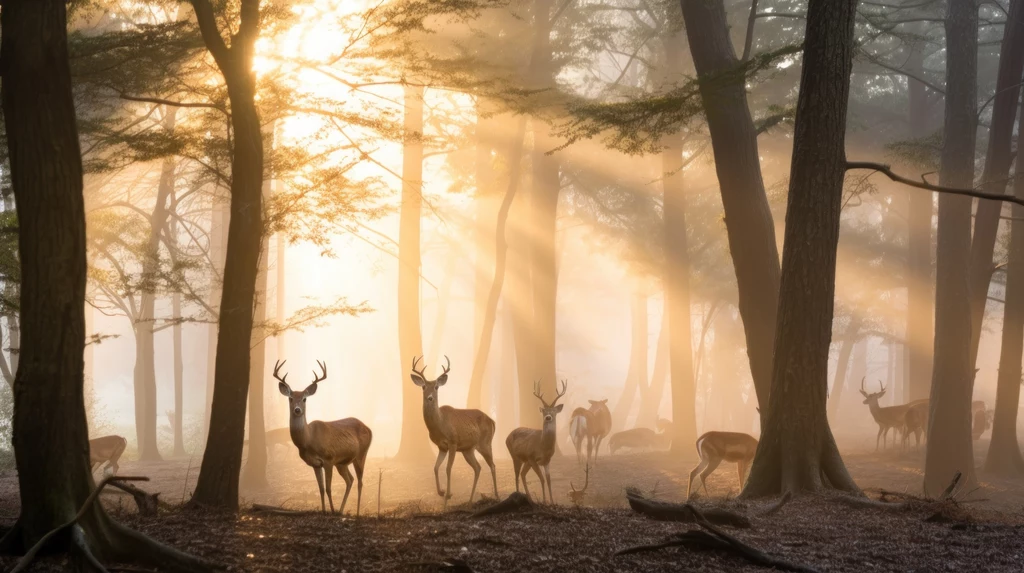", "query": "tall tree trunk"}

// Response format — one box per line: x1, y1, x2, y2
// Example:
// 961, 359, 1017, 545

663, 130, 698, 452
637, 313, 669, 427
0, 2, 208, 567
240, 230, 269, 489
468, 104, 497, 410
613, 292, 648, 430
510, 188, 536, 426
983, 95, 1024, 476
827, 315, 863, 421
497, 299, 517, 446
189, 0, 265, 510
395, 84, 429, 461
968, 0, 1024, 368
742, 0, 860, 497
924, 0, 979, 496
679, 0, 781, 413
202, 199, 228, 439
